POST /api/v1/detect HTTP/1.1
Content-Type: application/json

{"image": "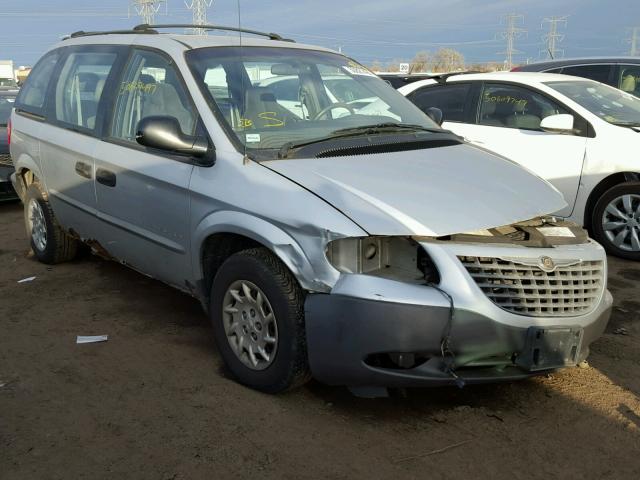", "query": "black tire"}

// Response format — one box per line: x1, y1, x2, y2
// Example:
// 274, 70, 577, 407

23, 182, 78, 264
591, 182, 640, 261
210, 248, 310, 393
